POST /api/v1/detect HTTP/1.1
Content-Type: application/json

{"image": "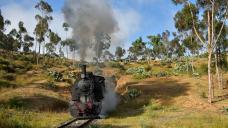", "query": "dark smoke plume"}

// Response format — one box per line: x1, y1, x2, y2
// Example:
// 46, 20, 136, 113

63, 0, 118, 61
